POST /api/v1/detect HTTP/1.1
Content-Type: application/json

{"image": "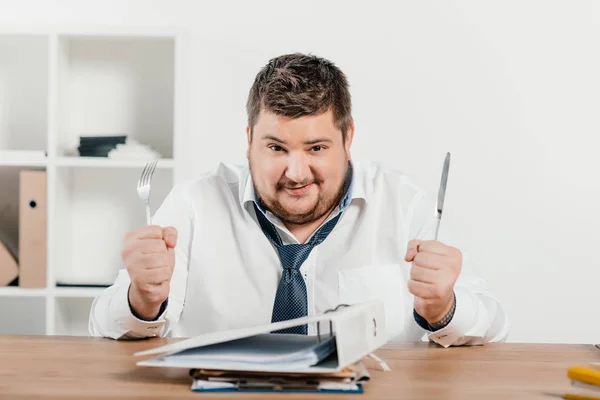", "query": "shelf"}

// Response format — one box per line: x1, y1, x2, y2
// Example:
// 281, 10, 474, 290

55, 36, 175, 158
53, 167, 173, 286
0, 151, 47, 167
0, 287, 48, 297
0, 159, 48, 167
0, 26, 181, 37
0, 287, 110, 299
53, 157, 174, 169
53, 287, 107, 298
0, 297, 46, 335
0, 149, 48, 167
0, 287, 106, 298
0, 156, 174, 168
0, 28, 182, 336
0, 35, 48, 153
54, 297, 94, 336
